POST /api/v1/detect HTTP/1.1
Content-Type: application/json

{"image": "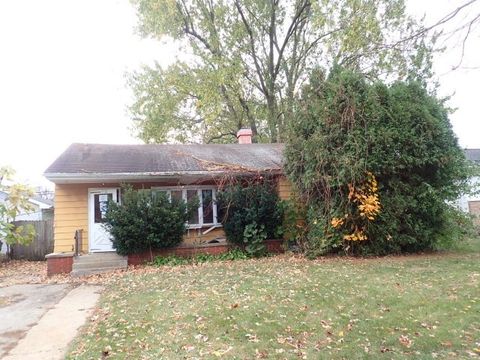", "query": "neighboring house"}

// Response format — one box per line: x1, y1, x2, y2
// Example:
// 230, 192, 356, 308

0, 190, 54, 221
14, 196, 54, 221
44, 129, 292, 256
458, 149, 480, 223
0, 191, 54, 254
0, 191, 7, 255
0, 191, 7, 214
